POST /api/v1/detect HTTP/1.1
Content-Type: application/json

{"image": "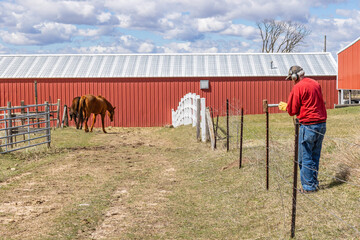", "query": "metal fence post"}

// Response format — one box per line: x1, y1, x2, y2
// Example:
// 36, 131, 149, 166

239, 107, 244, 169
290, 119, 300, 238
45, 102, 51, 148
226, 99, 229, 152
214, 115, 219, 149
263, 99, 269, 190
